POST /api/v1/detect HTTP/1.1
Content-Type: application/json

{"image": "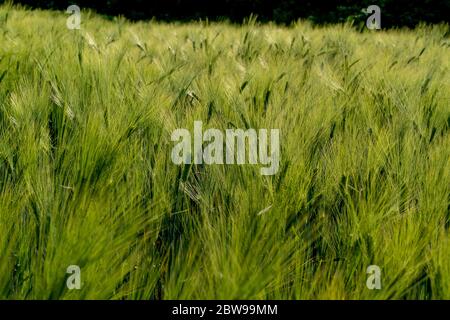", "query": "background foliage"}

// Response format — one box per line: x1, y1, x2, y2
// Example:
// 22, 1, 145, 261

7, 0, 450, 27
